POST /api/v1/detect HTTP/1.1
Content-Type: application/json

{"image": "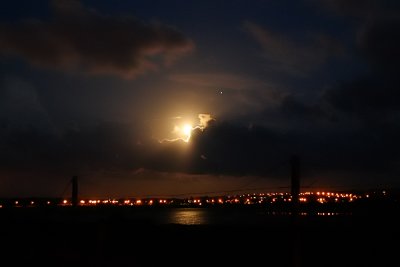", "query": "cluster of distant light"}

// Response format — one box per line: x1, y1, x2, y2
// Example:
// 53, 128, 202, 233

0, 190, 388, 208
299, 191, 363, 204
